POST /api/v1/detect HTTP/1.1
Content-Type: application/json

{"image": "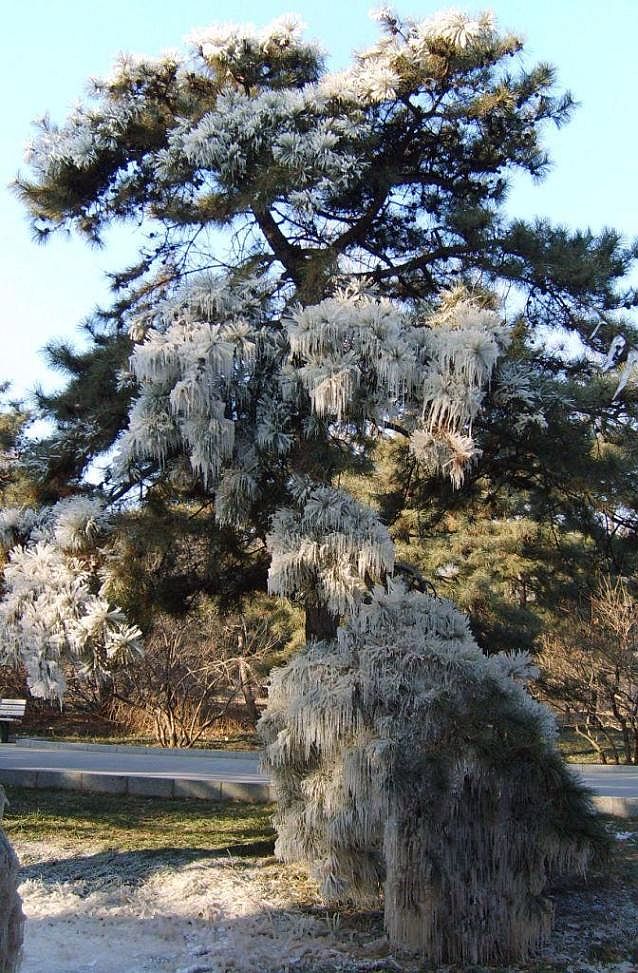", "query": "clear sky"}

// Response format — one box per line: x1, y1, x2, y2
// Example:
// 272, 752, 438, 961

2, 0, 637, 400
